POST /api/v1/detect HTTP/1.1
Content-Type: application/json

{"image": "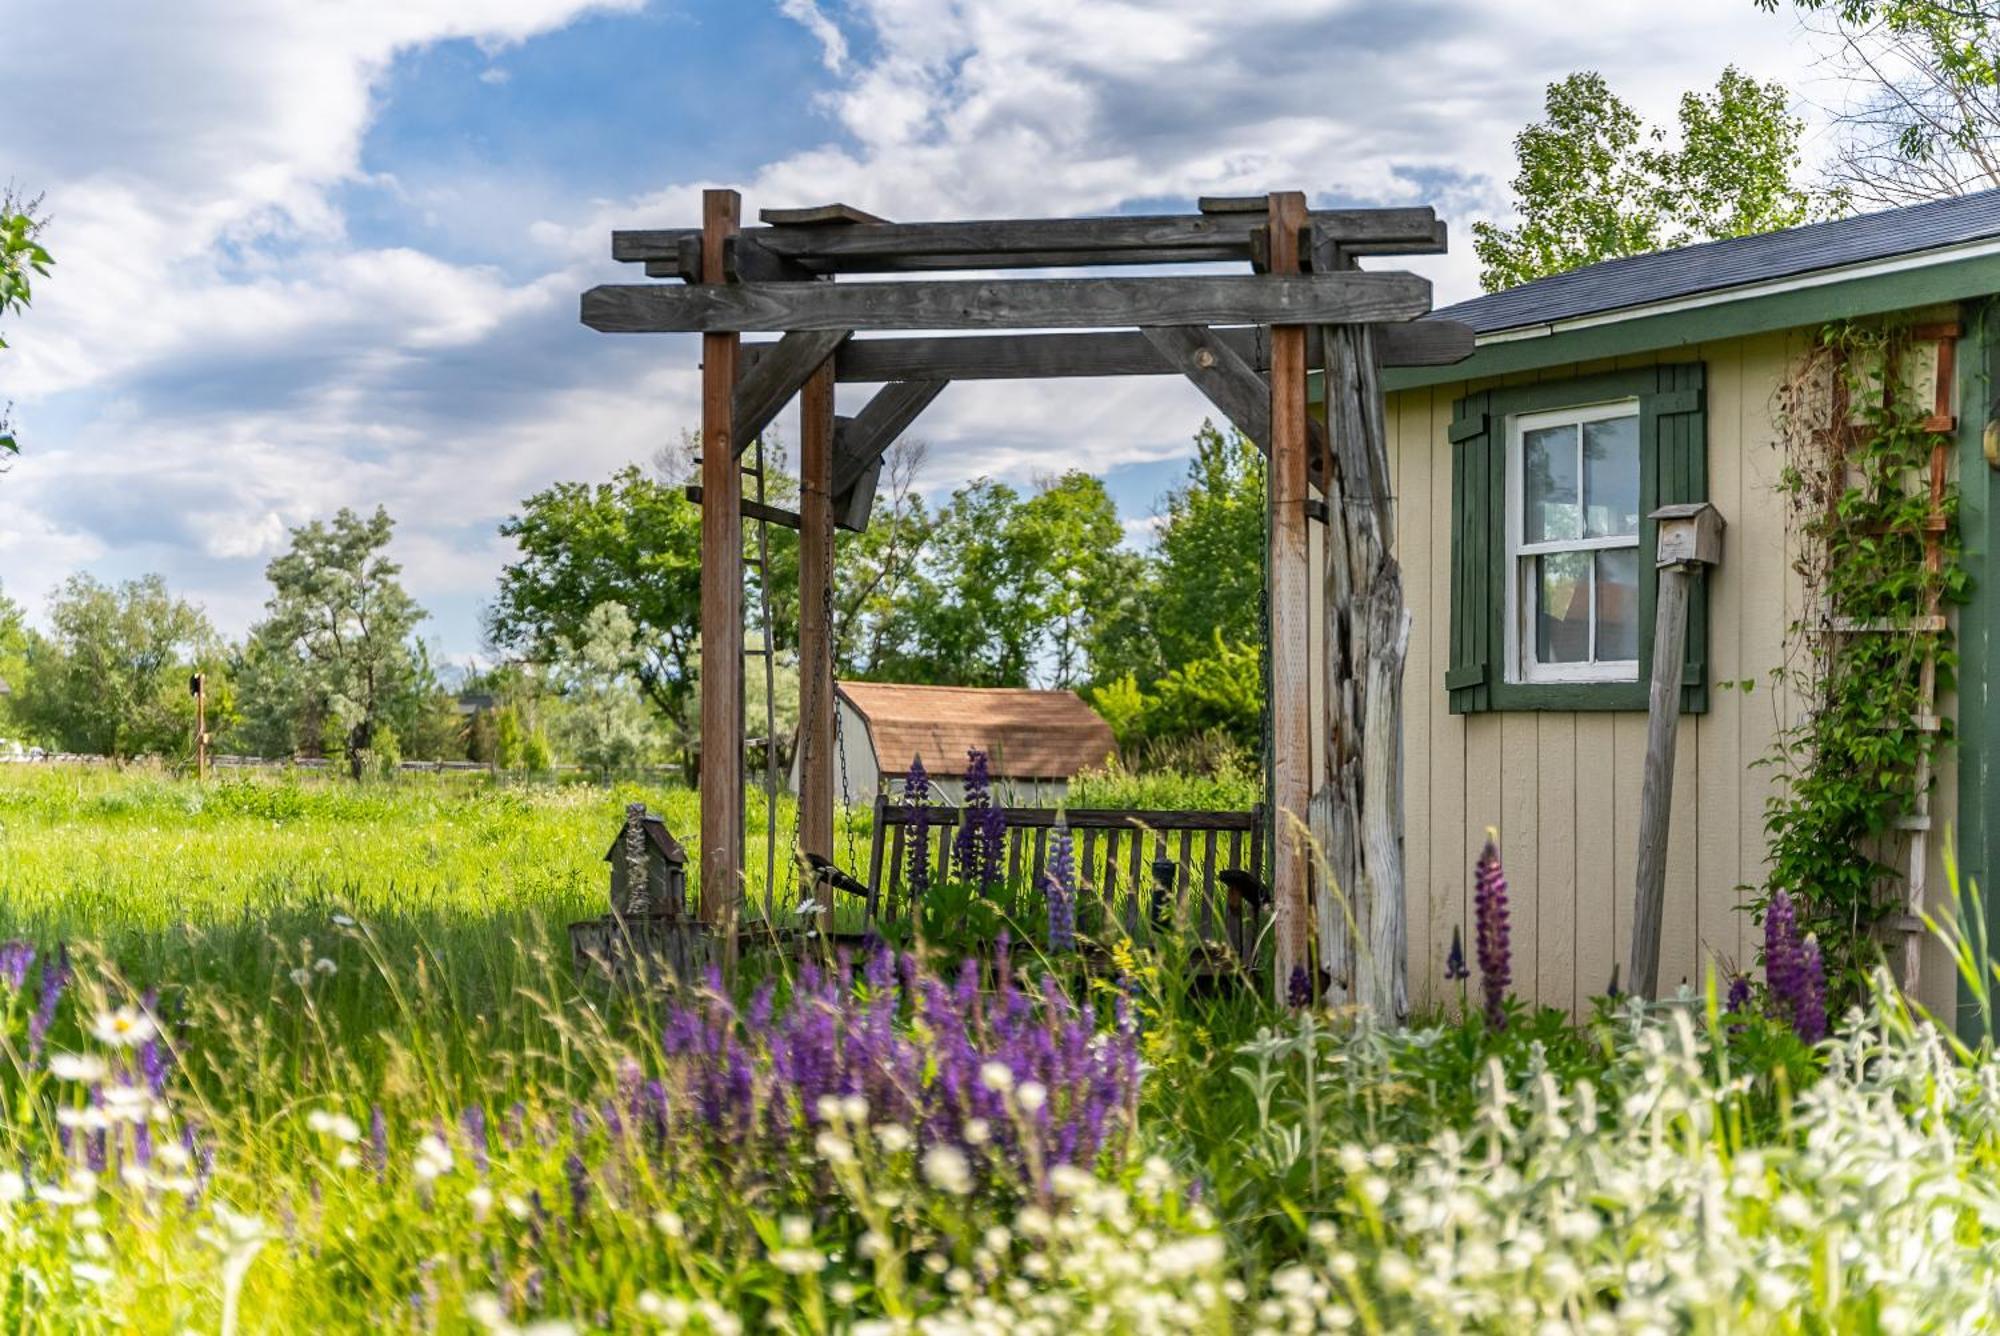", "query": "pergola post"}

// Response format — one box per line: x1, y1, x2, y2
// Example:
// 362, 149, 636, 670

1266, 190, 1314, 1008
799, 356, 838, 928
698, 188, 744, 966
